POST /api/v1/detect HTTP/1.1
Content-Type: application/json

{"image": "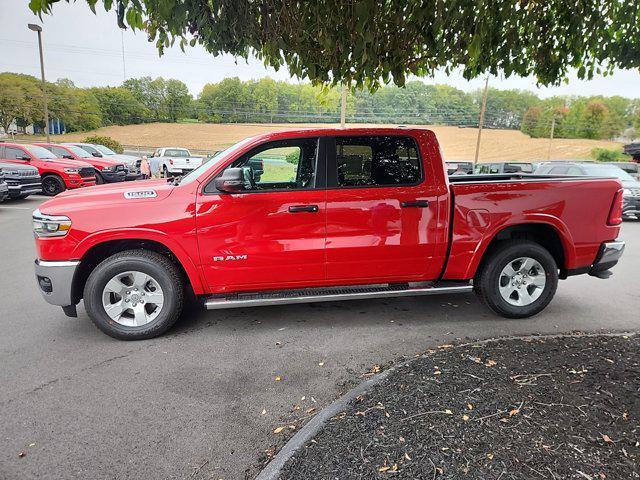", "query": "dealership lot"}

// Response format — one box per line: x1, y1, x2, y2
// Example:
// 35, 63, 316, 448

1, 197, 639, 480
